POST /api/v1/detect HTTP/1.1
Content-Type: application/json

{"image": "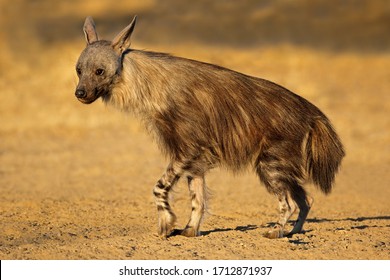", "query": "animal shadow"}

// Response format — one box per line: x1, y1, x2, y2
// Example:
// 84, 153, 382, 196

169, 224, 259, 237
201, 224, 259, 236
169, 216, 390, 238
306, 215, 390, 231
